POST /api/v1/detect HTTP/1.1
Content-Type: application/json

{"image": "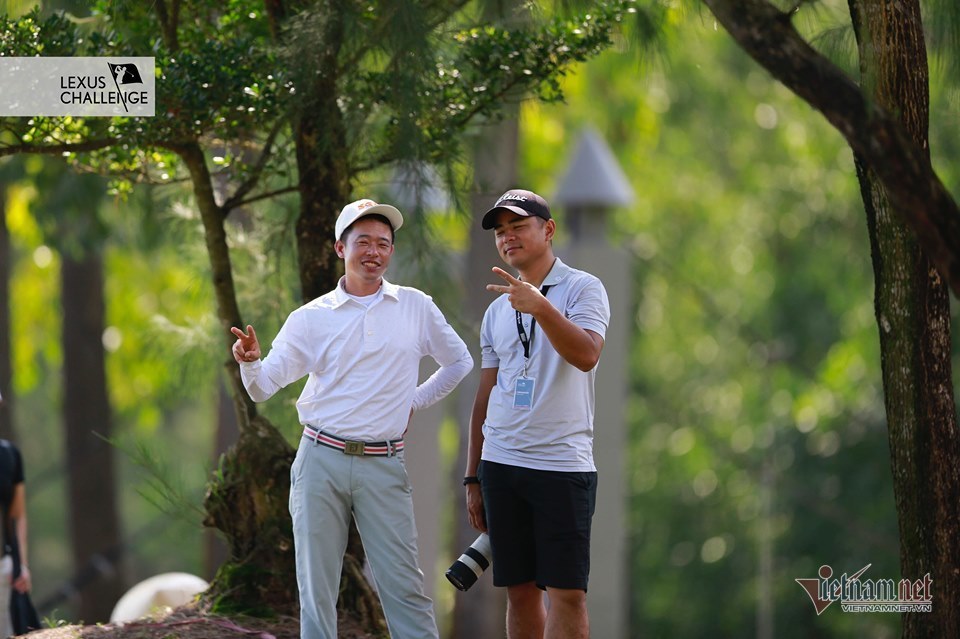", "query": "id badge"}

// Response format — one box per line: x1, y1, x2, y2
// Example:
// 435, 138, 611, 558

513, 376, 536, 410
